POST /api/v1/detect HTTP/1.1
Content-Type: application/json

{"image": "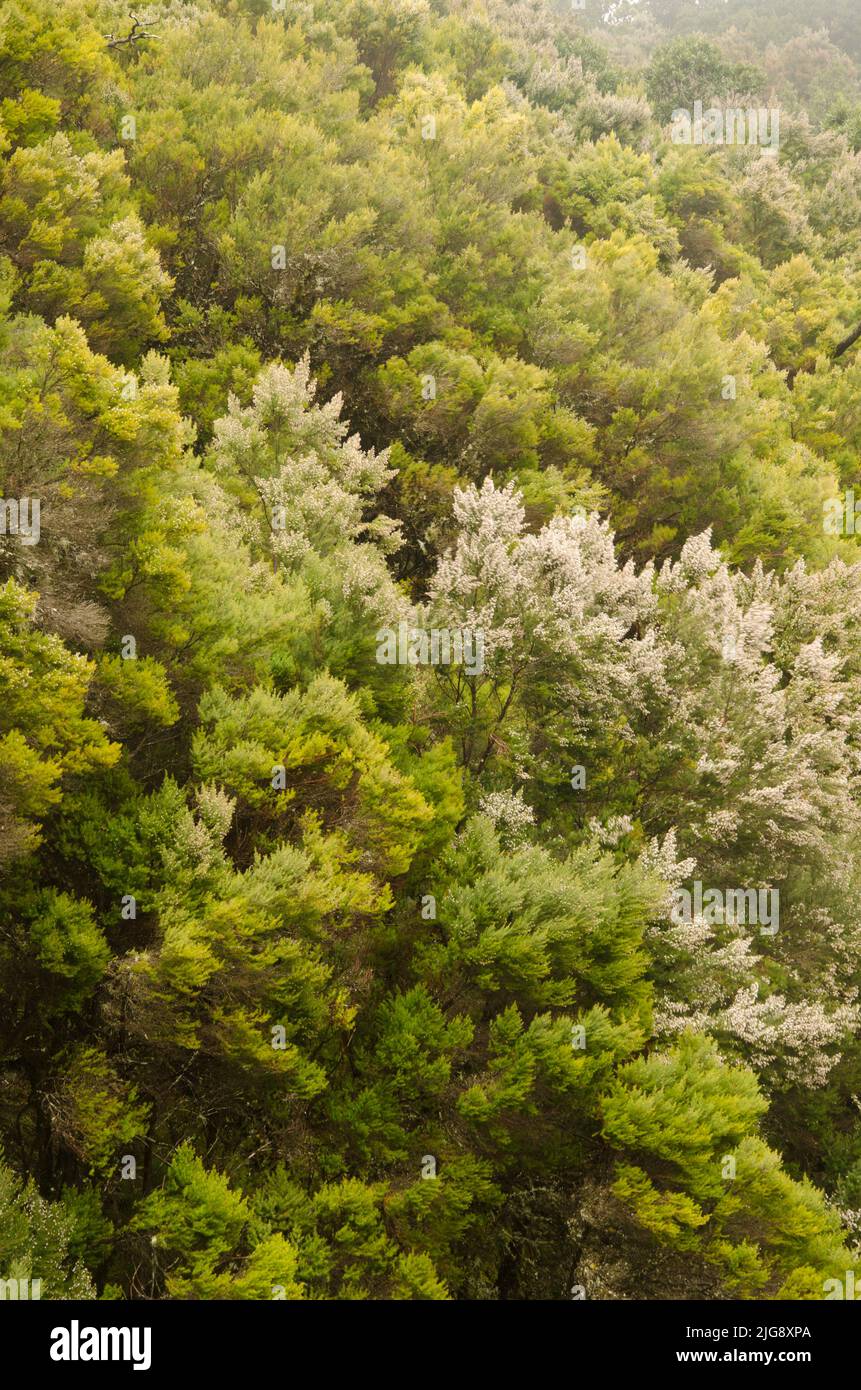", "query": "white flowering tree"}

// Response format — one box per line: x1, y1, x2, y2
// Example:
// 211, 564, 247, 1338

208, 356, 409, 696
210, 355, 401, 571
422, 476, 660, 774
425, 485, 861, 1094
